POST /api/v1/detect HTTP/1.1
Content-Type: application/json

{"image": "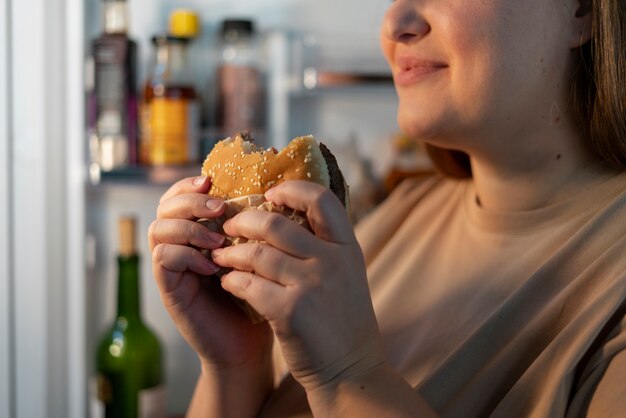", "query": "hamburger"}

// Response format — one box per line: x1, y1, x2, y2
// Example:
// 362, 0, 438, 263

201, 132, 349, 208
199, 132, 350, 321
